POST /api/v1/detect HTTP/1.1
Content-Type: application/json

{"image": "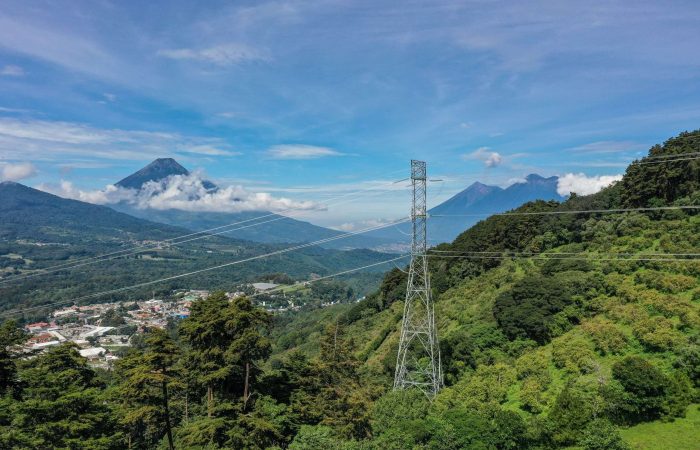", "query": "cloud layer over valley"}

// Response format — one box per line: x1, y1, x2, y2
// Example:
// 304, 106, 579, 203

38, 171, 321, 214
